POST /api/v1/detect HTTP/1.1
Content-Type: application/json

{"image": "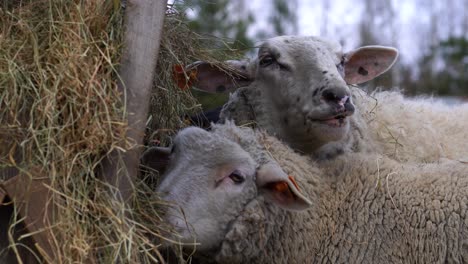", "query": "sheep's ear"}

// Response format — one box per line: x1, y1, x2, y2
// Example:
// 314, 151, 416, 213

140, 146, 171, 174
172, 60, 254, 93
256, 163, 312, 211
344, 46, 398, 85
